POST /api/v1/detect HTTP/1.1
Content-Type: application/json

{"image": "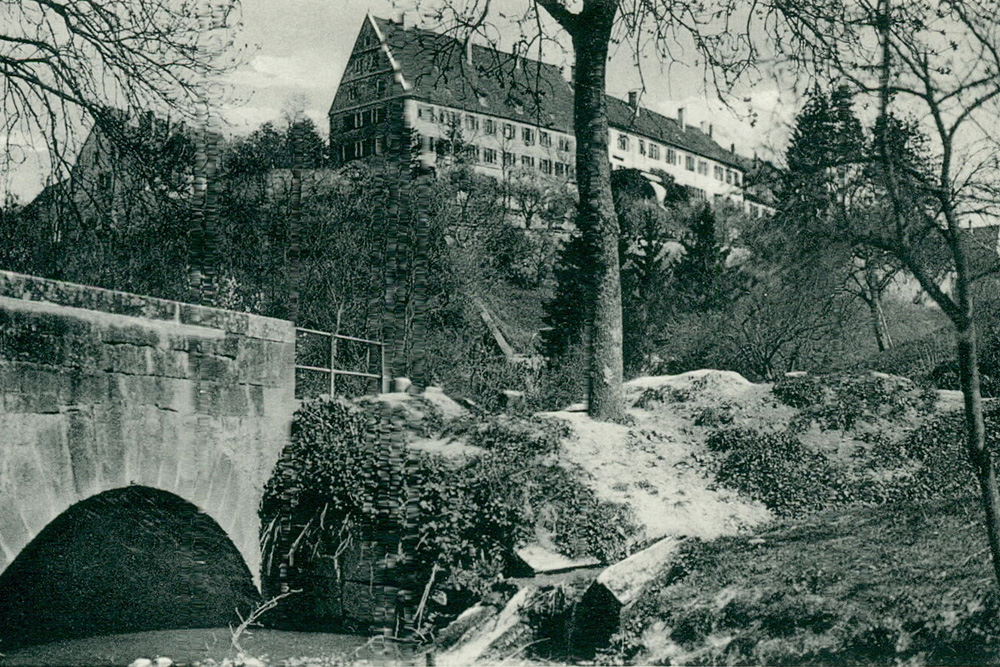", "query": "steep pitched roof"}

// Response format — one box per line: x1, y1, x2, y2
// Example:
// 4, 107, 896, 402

371, 16, 749, 169
372, 16, 574, 131
605, 96, 746, 170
